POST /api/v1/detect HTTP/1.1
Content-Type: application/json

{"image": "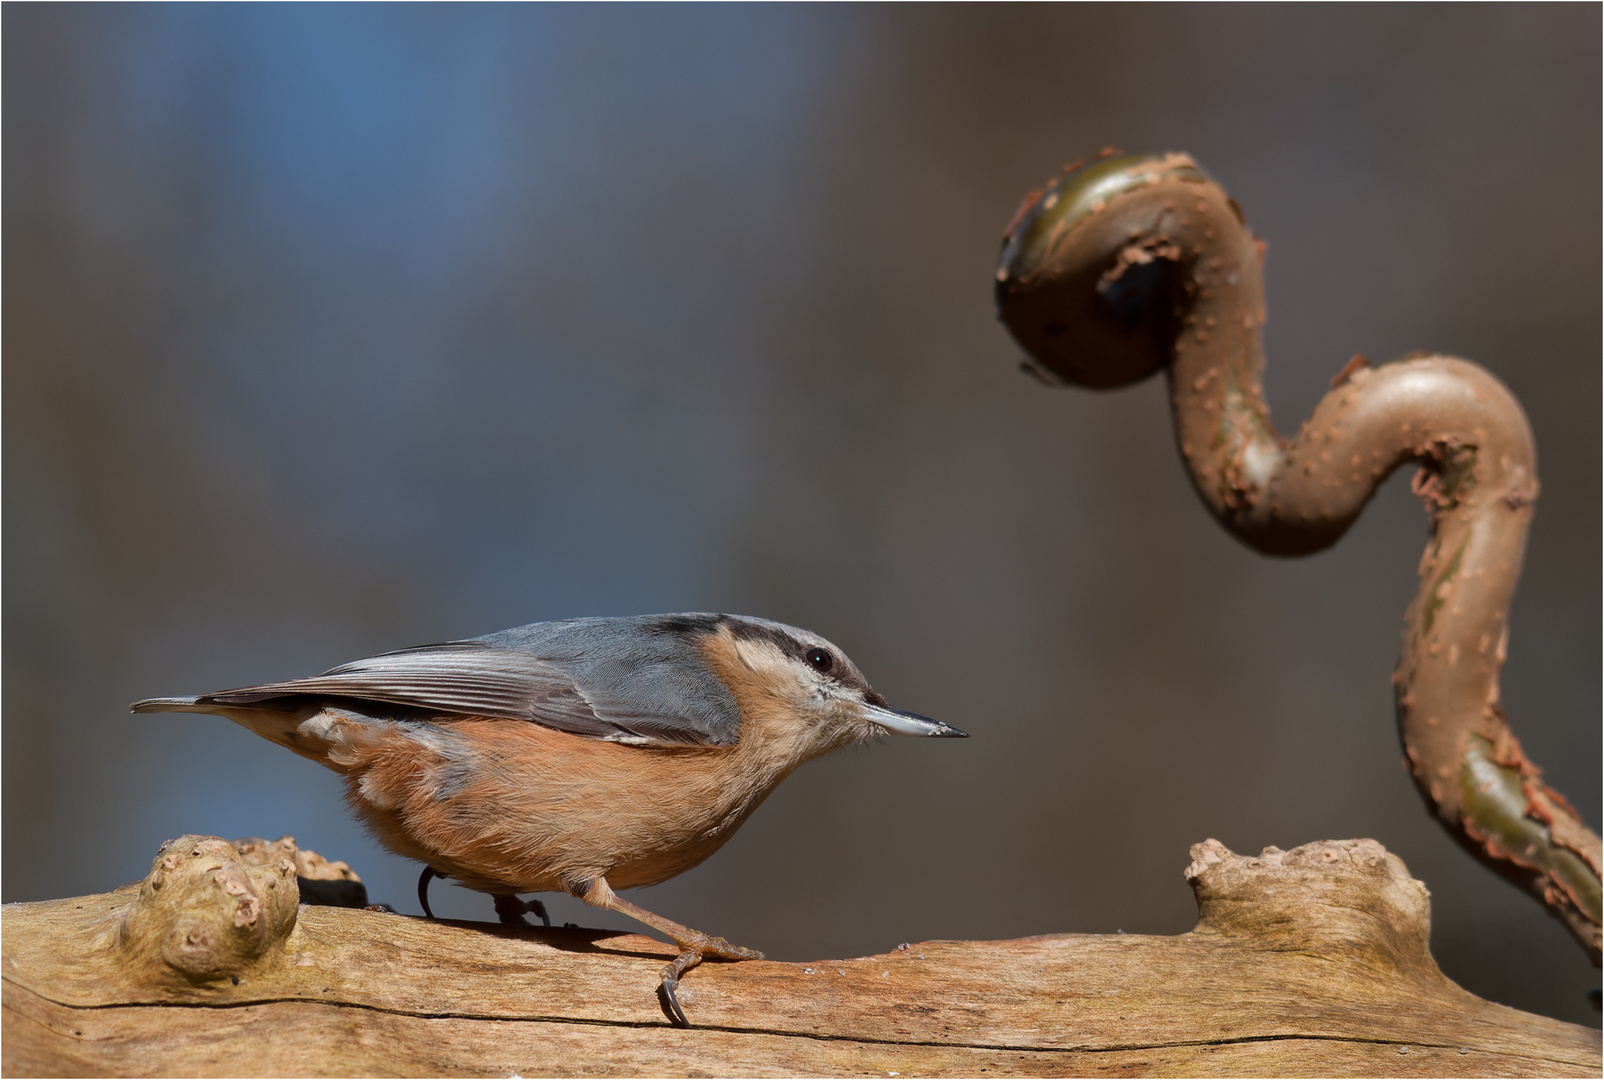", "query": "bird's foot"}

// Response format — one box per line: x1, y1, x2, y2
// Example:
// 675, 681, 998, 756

654, 934, 763, 1027
683, 930, 763, 962
657, 948, 702, 1028
576, 878, 762, 1027
492, 893, 552, 927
